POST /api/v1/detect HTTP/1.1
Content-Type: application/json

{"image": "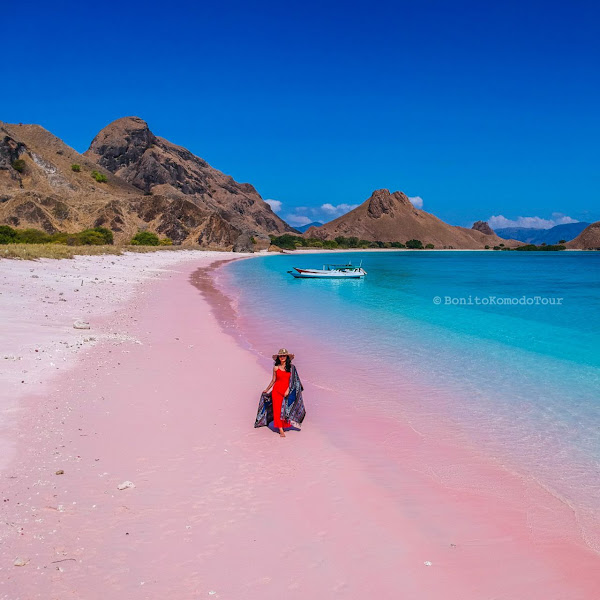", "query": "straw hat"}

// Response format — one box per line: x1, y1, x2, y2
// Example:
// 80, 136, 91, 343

272, 348, 295, 360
